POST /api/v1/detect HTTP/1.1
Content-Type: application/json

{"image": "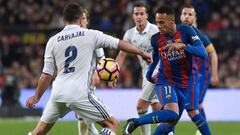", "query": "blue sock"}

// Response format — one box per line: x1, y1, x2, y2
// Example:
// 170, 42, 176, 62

191, 114, 212, 135
200, 108, 206, 120
134, 110, 179, 125
152, 123, 174, 135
